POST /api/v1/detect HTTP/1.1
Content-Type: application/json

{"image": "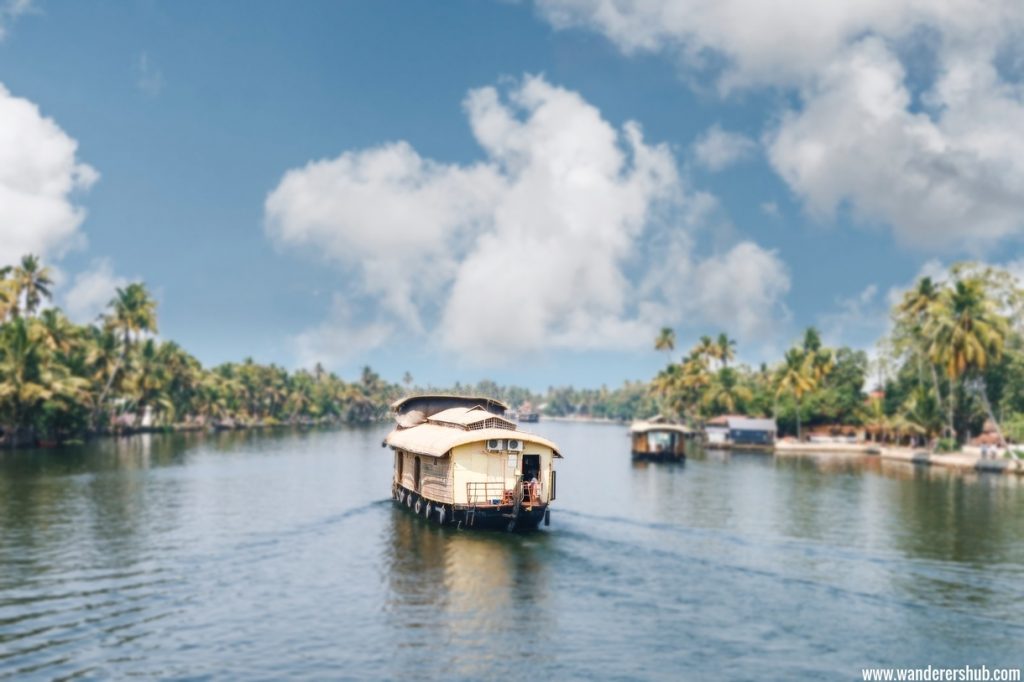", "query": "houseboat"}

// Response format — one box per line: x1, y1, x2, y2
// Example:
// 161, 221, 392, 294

704, 415, 777, 450
517, 402, 540, 423
385, 395, 561, 531
629, 419, 694, 460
